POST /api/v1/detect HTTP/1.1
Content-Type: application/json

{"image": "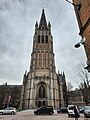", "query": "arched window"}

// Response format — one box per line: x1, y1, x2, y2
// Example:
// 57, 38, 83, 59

42, 35, 44, 43
45, 36, 48, 43
38, 35, 40, 43
39, 85, 45, 98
